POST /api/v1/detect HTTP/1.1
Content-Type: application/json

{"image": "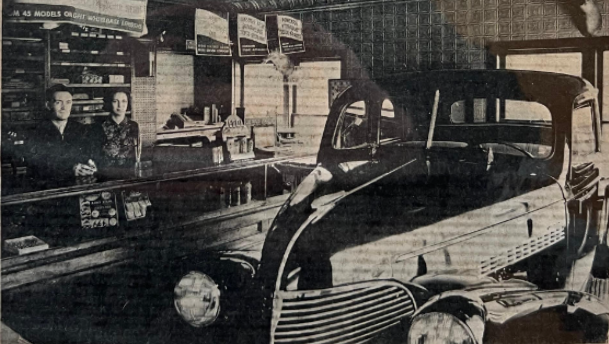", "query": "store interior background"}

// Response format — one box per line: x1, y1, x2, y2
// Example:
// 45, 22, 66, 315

140, 0, 609, 155
5, 0, 608, 162
2, 0, 609, 344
